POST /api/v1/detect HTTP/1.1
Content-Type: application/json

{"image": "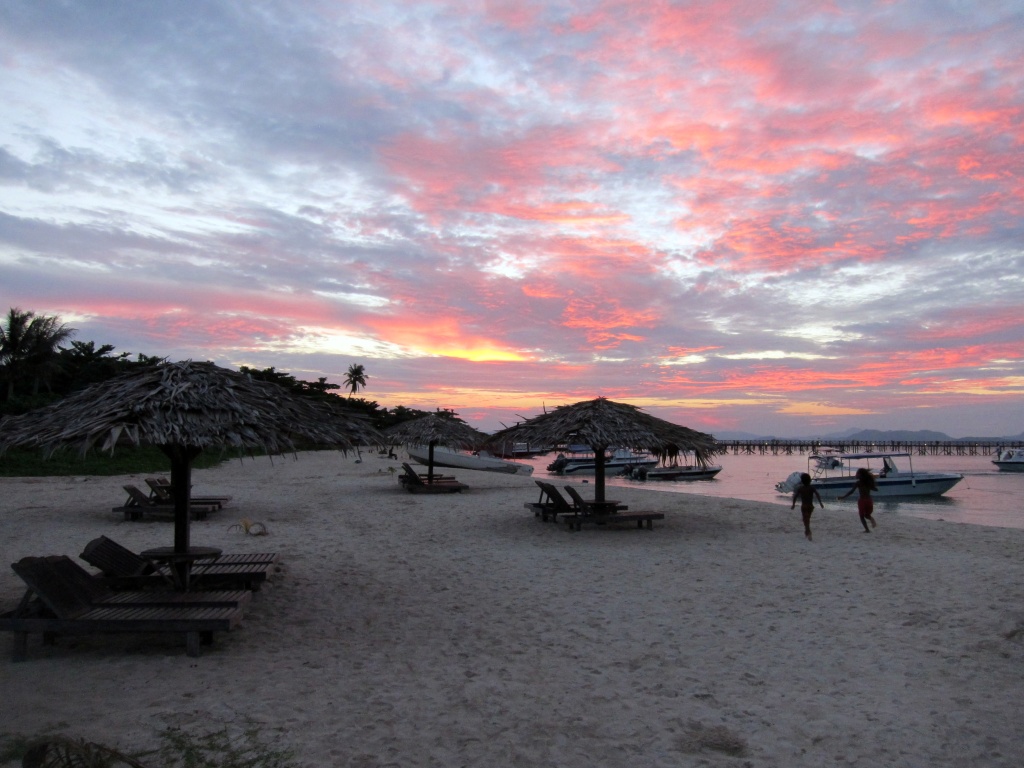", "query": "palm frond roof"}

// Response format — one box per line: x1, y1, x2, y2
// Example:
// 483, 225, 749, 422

486, 397, 718, 462
383, 413, 486, 450
0, 360, 383, 457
